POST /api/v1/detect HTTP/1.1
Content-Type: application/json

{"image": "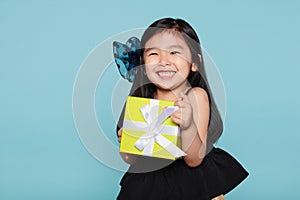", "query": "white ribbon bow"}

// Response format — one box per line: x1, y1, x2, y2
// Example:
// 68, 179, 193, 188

123, 99, 186, 158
